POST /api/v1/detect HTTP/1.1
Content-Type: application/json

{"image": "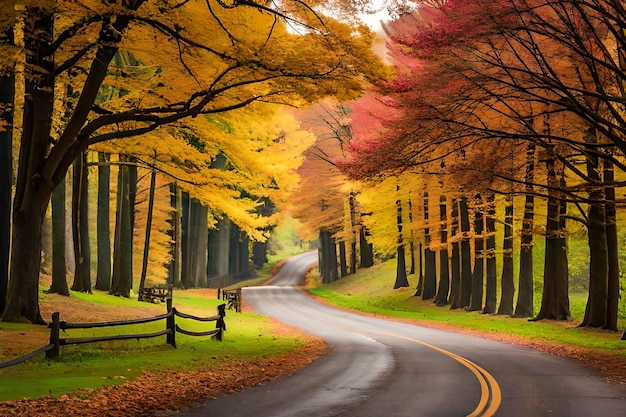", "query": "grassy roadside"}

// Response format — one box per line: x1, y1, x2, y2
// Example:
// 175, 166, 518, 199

308, 260, 626, 357
0, 266, 306, 402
